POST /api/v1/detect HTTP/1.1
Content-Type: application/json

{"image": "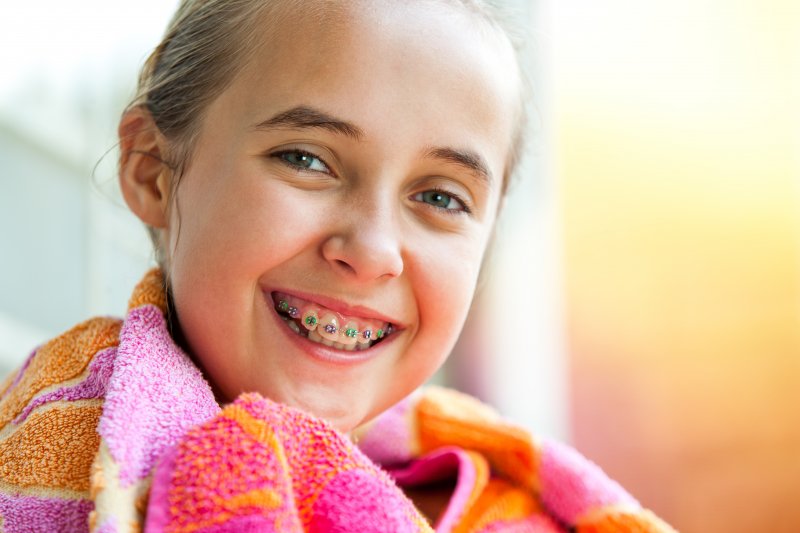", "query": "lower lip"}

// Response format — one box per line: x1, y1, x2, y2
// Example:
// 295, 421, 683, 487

267, 299, 395, 365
